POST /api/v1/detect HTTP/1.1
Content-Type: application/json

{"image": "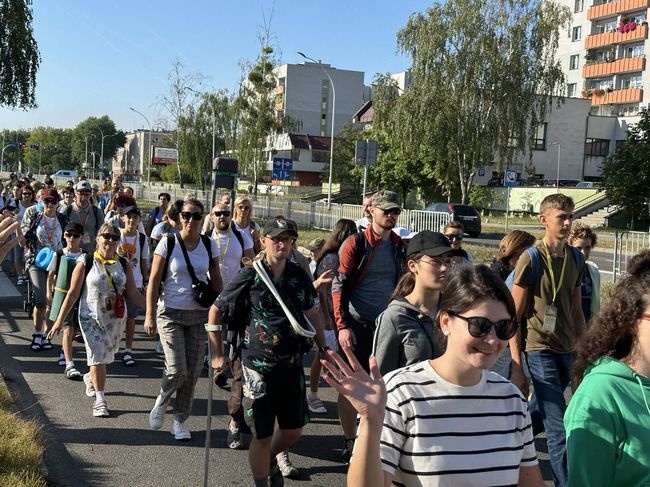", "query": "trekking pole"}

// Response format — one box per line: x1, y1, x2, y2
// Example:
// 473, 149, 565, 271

203, 332, 215, 487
